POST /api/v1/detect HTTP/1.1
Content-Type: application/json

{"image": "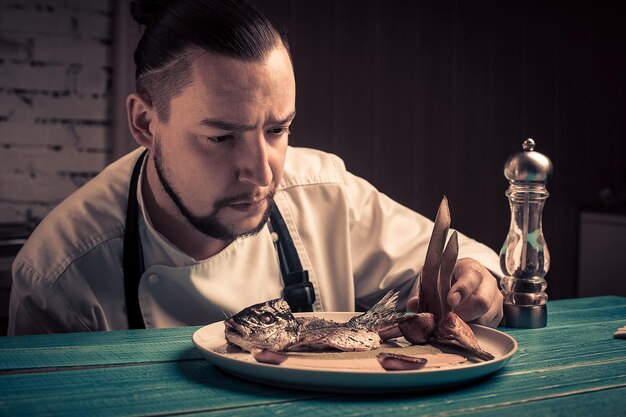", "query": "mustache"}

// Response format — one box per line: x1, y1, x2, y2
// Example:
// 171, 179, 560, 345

214, 187, 277, 210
